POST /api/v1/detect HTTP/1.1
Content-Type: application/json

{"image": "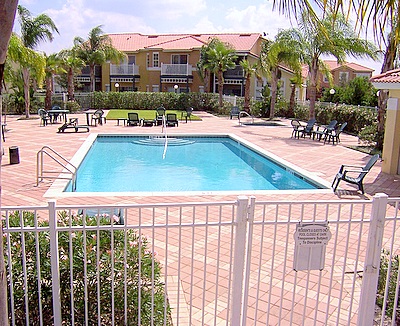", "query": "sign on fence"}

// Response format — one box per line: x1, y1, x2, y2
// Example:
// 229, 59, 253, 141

293, 223, 332, 271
